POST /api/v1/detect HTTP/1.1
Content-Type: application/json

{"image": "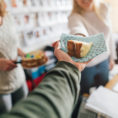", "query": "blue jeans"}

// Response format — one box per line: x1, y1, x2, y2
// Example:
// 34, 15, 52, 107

0, 82, 28, 115
80, 59, 109, 94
